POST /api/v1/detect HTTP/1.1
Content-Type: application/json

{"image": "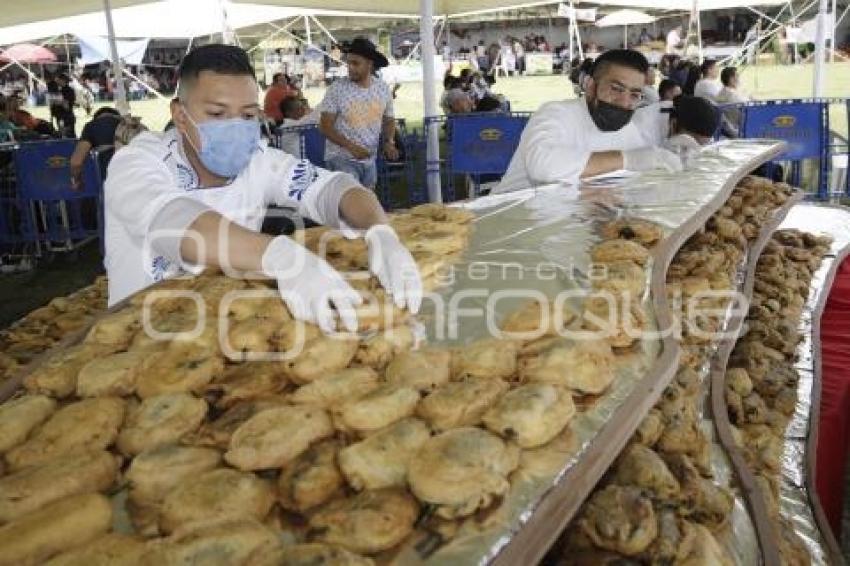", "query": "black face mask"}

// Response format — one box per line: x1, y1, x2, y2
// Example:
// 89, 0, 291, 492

588, 98, 634, 132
